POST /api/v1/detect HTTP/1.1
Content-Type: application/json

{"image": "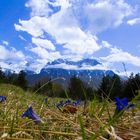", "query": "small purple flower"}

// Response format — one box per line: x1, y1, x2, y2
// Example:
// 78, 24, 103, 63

22, 106, 42, 124
56, 99, 72, 110
56, 99, 81, 111
65, 99, 72, 106
115, 97, 134, 112
0, 96, 6, 102
73, 99, 81, 106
